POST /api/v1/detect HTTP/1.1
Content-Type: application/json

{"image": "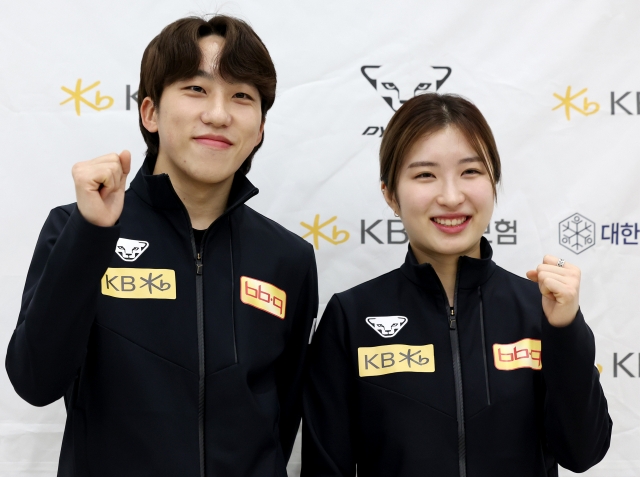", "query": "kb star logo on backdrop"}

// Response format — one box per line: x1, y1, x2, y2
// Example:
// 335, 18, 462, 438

60, 79, 139, 115
552, 86, 640, 120
300, 215, 350, 250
